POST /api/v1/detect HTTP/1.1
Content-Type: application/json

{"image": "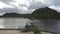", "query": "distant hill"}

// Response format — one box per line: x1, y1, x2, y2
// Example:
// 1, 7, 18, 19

2, 13, 21, 17
1, 7, 60, 19
2, 13, 31, 18
32, 7, 59, 19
